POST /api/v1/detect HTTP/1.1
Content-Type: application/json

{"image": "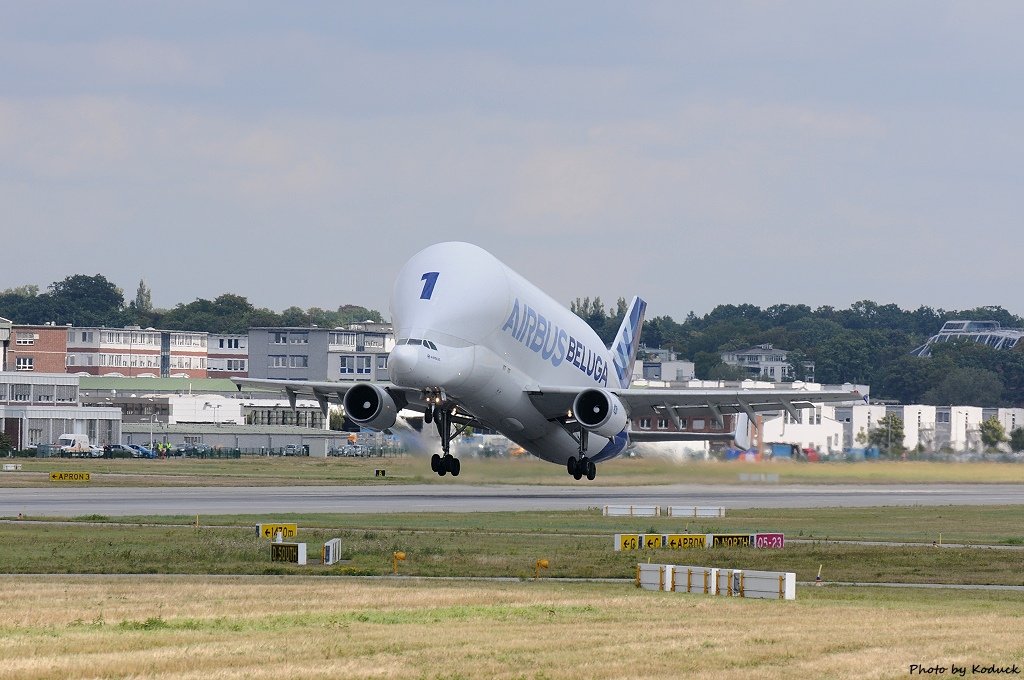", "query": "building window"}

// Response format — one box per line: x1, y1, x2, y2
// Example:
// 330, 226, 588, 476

356, 356, 372, 374
330, 332, 356, 347
15, 332, 35, 345
340, 356, 354, 374
15, 357, 34, 371
693, 419, 706, 430
290, 355, 308, 368
377, 355, 388, 370
639, 418, 651, 430
290, 333, 309, 344
271, 332, 288, 344
227, 359, 246, 371
270, 355, 288, 368
656, 418, 668, 430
